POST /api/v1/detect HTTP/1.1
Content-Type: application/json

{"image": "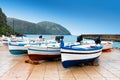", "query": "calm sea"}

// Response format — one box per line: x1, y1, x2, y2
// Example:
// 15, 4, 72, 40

24, 34, 120, 48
